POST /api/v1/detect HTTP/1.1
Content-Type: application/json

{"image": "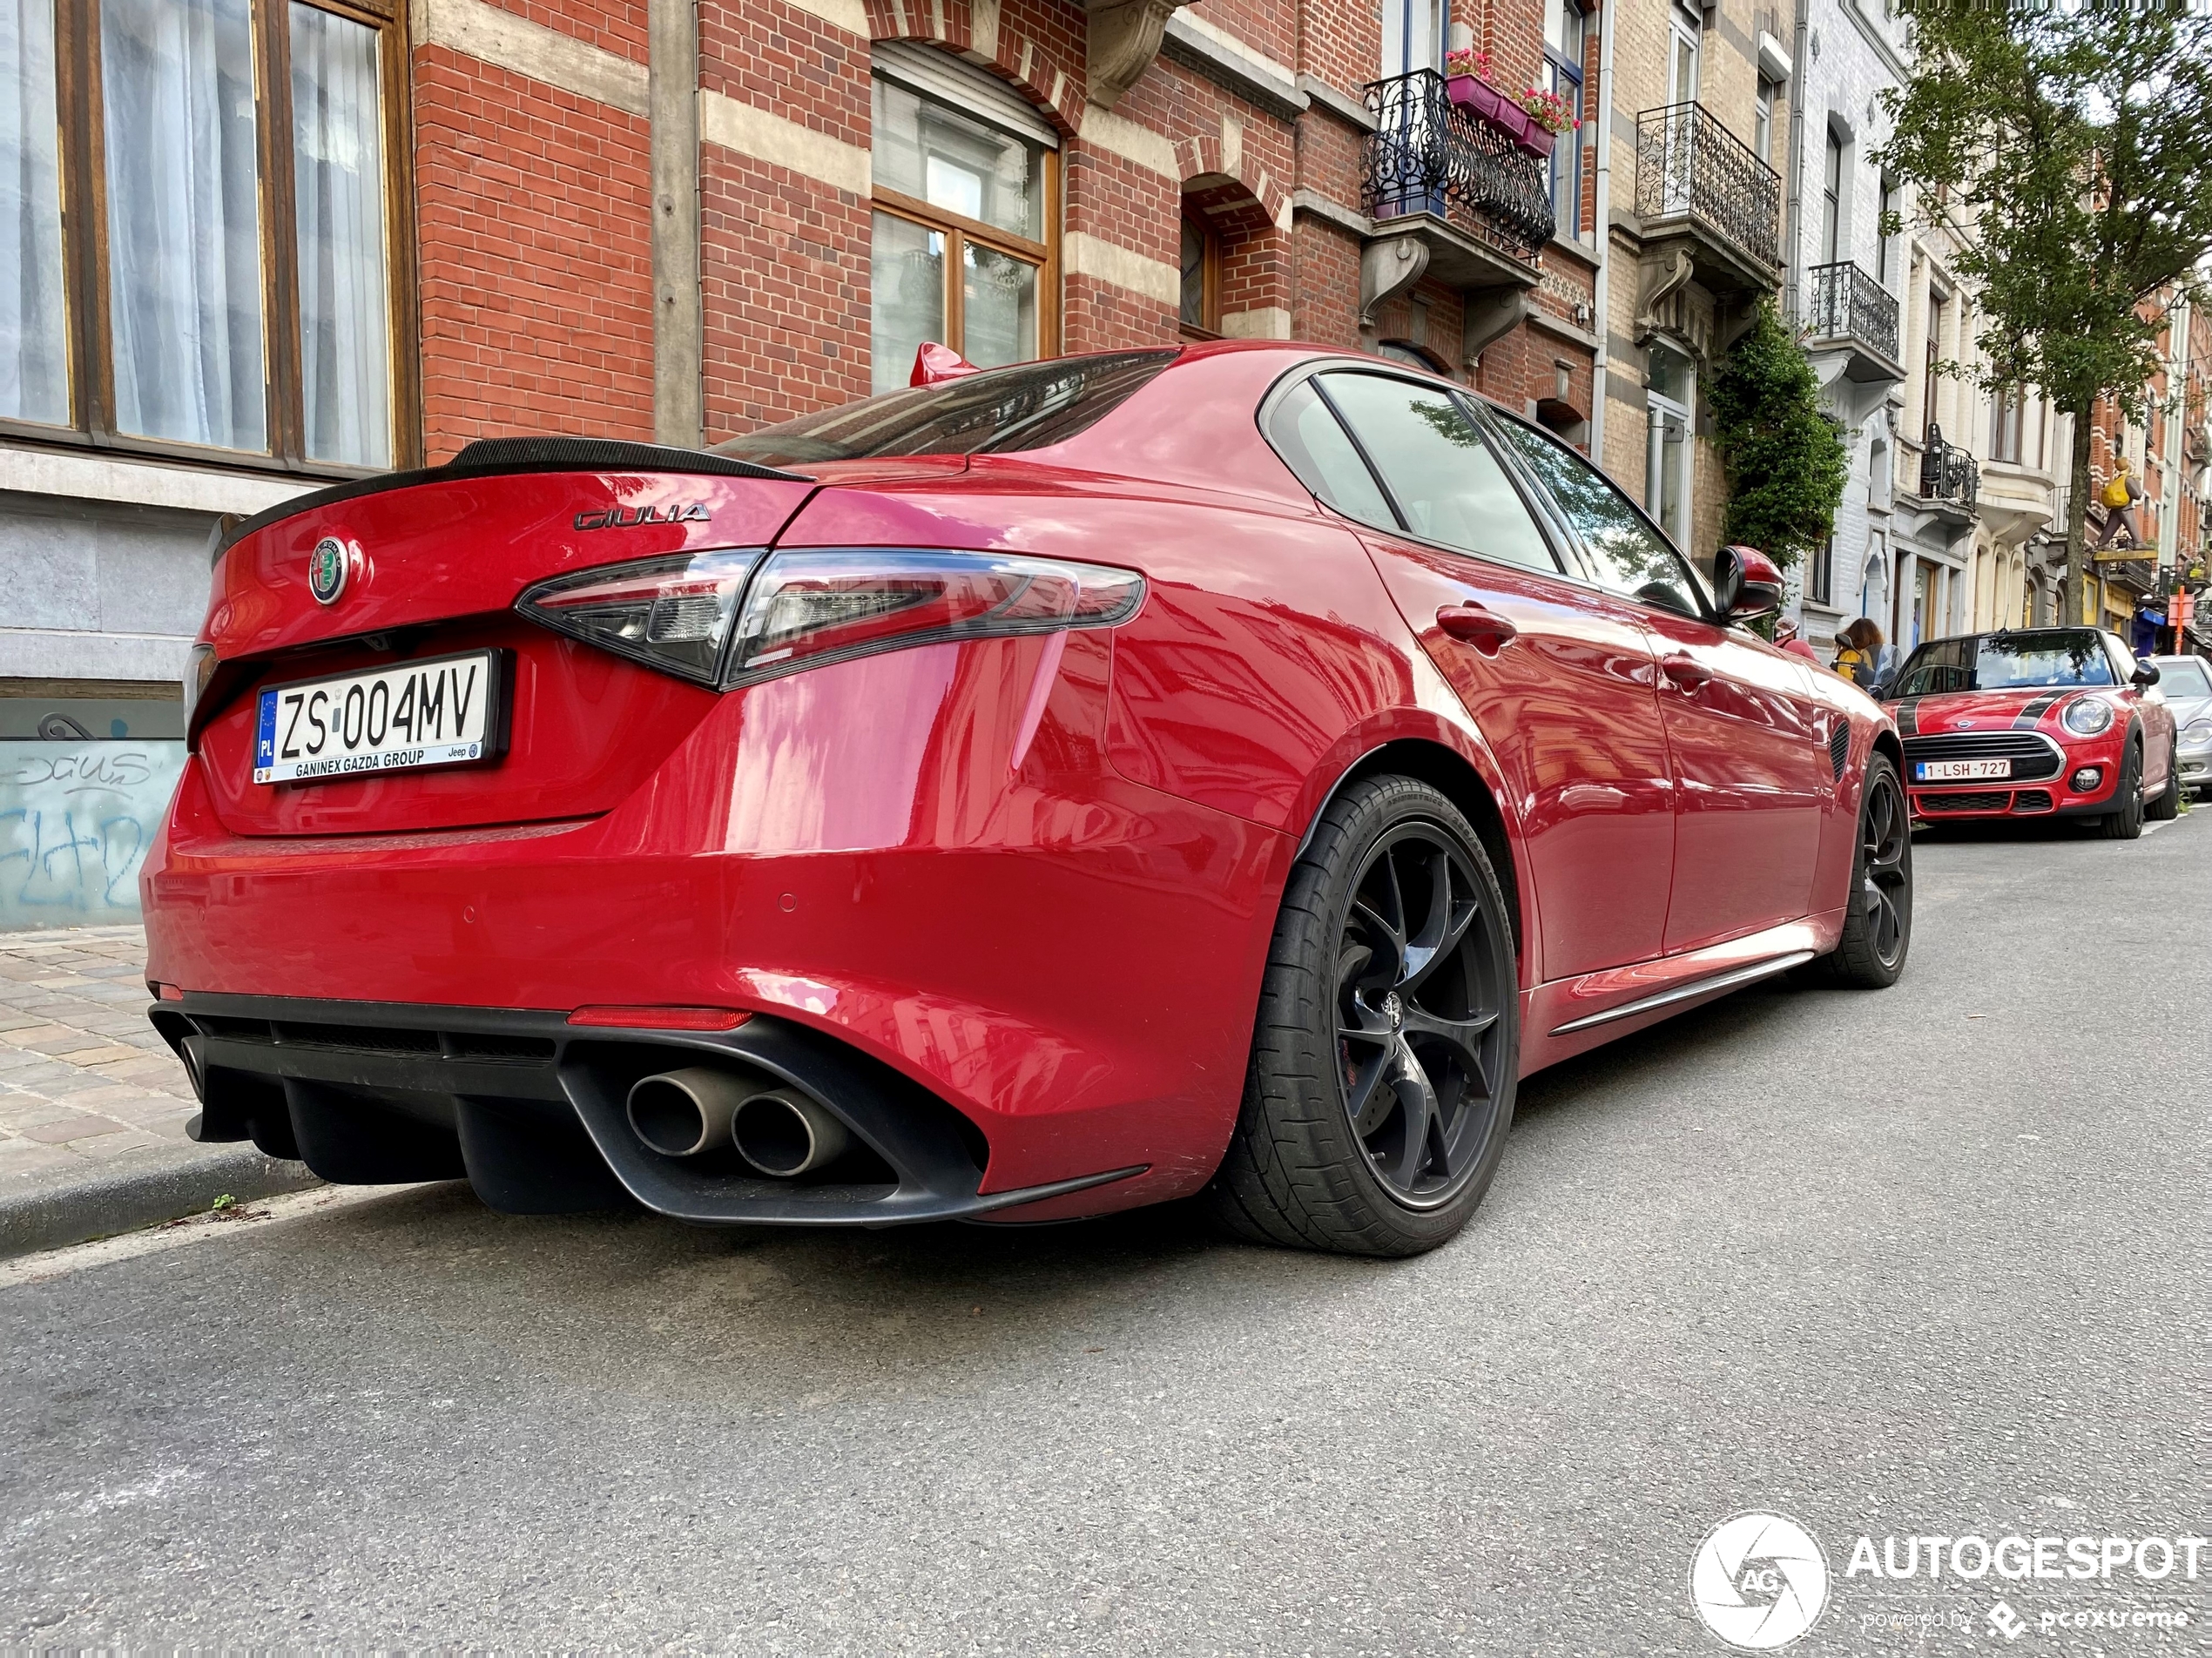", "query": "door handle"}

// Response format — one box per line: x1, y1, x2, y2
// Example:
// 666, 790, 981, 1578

1660, 654, 1712, 689
1436, 603, 1519, 655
